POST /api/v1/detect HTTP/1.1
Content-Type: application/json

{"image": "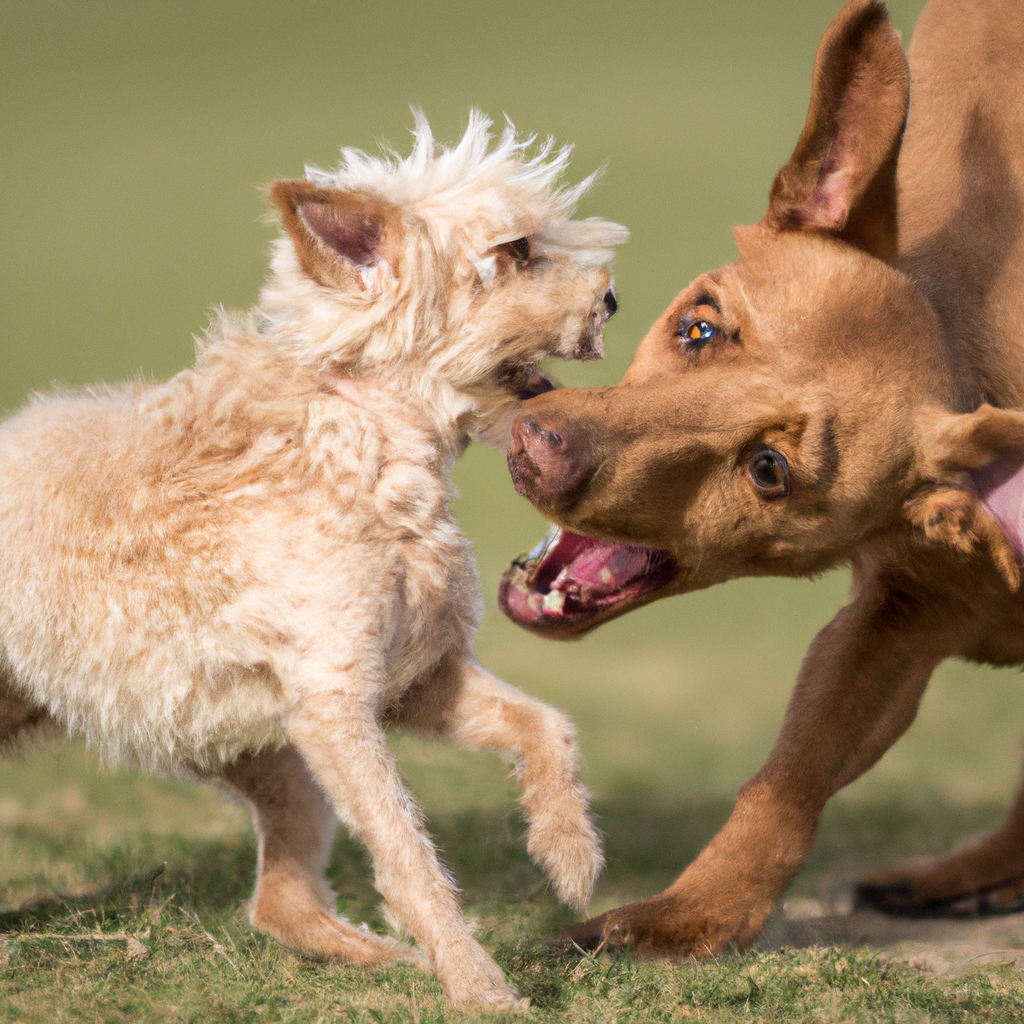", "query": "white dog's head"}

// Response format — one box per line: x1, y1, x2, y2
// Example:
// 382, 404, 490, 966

259, 111, 628, 450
